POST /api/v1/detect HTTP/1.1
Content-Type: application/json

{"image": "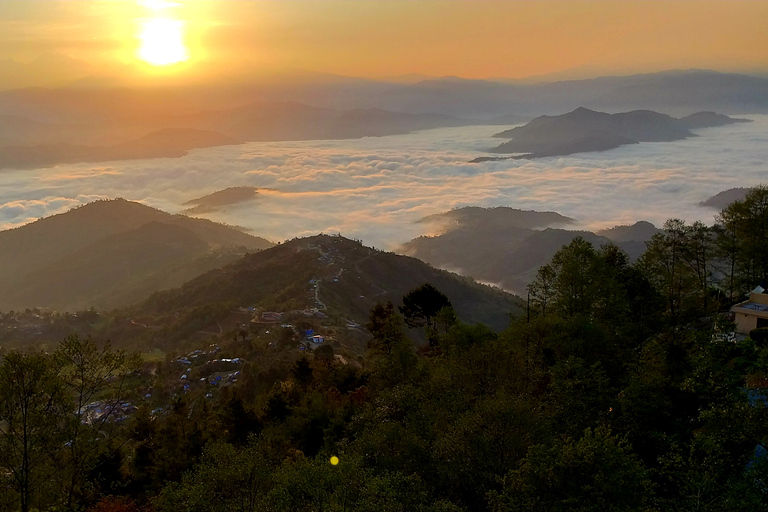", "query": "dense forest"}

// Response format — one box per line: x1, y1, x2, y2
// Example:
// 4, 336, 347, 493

3, 188, 768, 511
